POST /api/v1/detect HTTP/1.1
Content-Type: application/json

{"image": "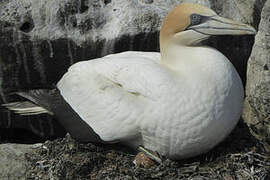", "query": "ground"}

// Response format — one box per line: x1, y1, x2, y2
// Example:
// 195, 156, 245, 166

24, 120, 270, 180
